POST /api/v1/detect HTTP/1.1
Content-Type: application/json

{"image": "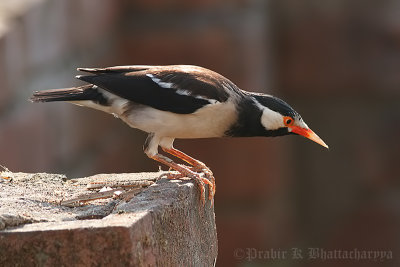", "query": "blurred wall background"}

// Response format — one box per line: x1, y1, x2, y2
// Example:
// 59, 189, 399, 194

0, 0, 399, 266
